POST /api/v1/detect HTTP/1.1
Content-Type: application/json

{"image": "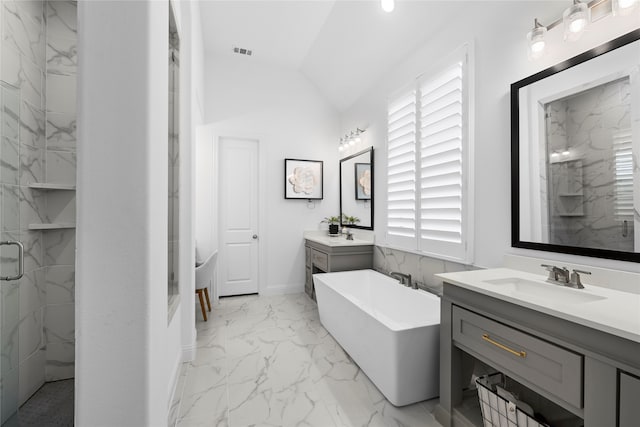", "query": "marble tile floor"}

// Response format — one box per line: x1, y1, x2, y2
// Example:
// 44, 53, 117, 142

170, 293, 442, 427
